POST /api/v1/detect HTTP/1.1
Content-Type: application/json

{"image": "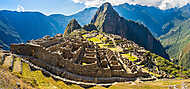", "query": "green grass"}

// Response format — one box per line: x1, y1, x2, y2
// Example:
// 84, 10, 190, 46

96, 34, 103, 38
142, 68, 161, 77
88, 37, 102, 43
17, 62, 81, 89
121, 53, 138, 61
82, 34, 88, 39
